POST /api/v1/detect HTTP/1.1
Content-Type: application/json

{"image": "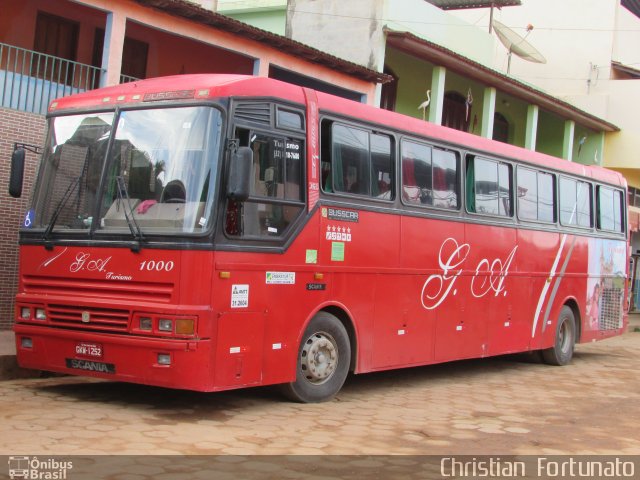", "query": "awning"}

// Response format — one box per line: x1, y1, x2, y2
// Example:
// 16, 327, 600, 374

424, 0, 521, 10
622, 0, 640, 19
